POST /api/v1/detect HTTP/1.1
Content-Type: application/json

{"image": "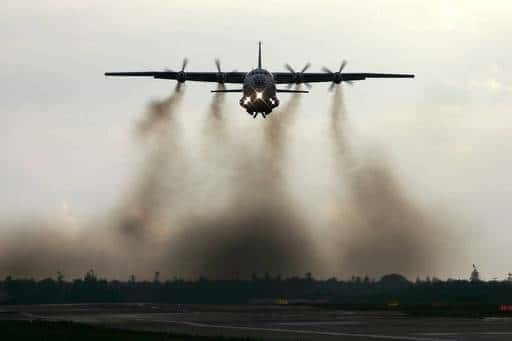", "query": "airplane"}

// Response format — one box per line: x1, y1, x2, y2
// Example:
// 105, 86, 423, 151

105, 42, 414, 118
